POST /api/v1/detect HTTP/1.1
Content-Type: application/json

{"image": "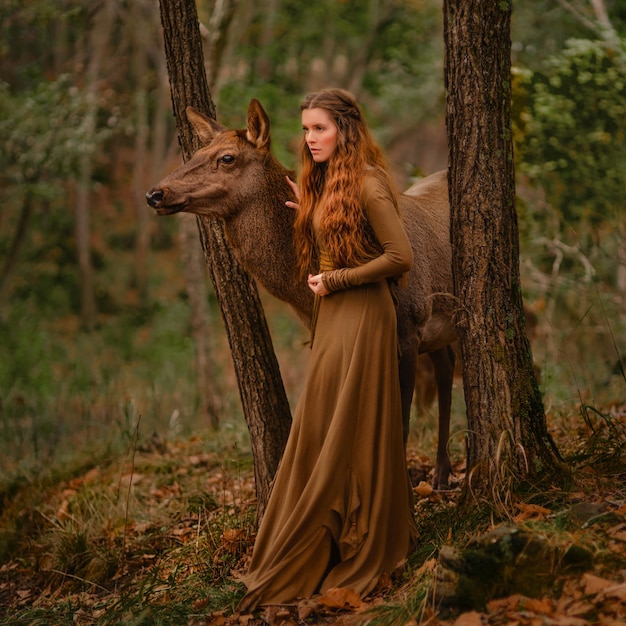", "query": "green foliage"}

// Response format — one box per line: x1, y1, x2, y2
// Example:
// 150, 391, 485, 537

514, 37, 626, 226
512, 35, 626, 395
0, 1, 86, 89
362, 2, 444, 126
0, 299, 203, 472
0, 75, 115, 188
214, 0, 444, 161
